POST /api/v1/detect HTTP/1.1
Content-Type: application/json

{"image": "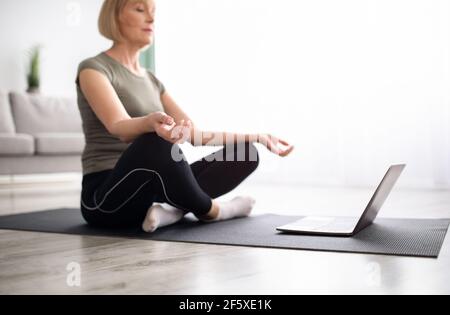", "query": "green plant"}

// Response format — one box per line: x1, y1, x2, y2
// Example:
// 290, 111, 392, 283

26, 45, 41, 91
